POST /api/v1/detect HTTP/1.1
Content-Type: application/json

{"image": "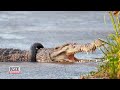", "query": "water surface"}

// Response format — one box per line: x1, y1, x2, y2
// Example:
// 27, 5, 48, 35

0, 11, 113, 79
